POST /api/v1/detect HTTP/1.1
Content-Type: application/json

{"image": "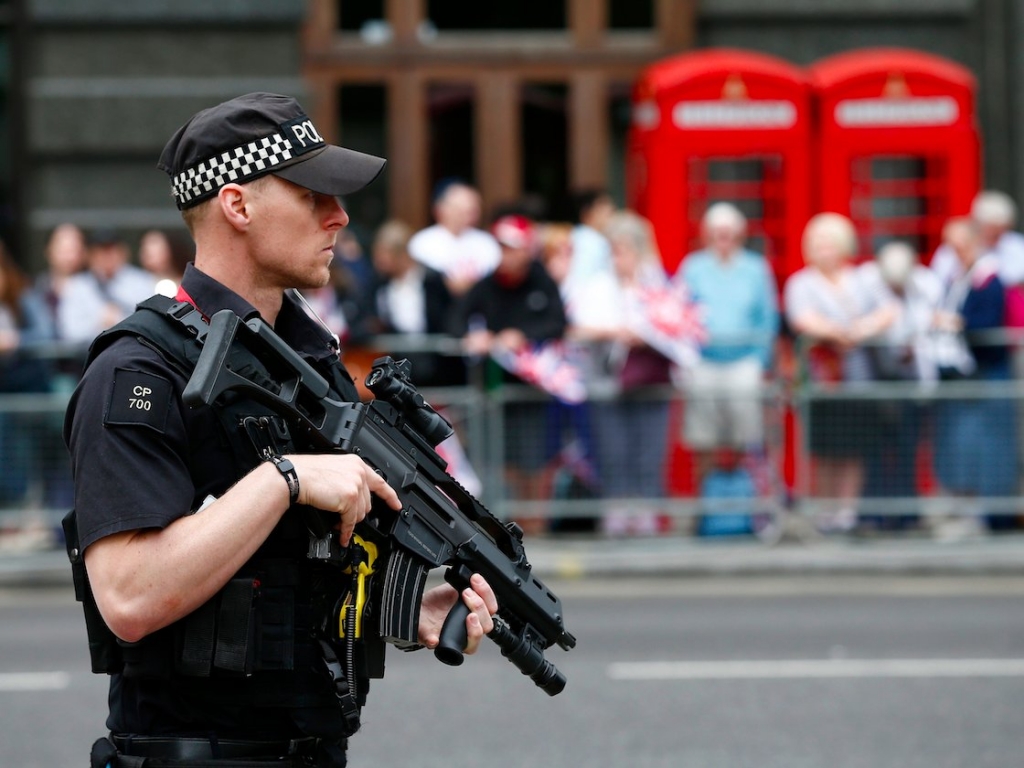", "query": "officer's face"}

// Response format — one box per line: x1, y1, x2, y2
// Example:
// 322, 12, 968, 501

246, 176, 350, 291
